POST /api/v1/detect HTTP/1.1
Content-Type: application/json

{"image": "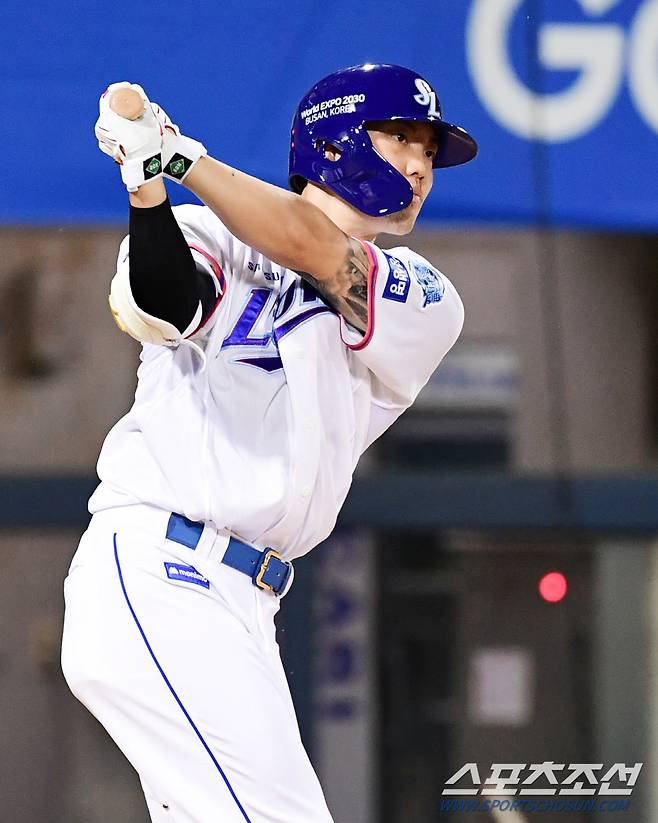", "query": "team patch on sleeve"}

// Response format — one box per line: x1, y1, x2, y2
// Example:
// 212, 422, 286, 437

382, 253, 411, 303
164, 562, 210, 589
411, 258, 445, 307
